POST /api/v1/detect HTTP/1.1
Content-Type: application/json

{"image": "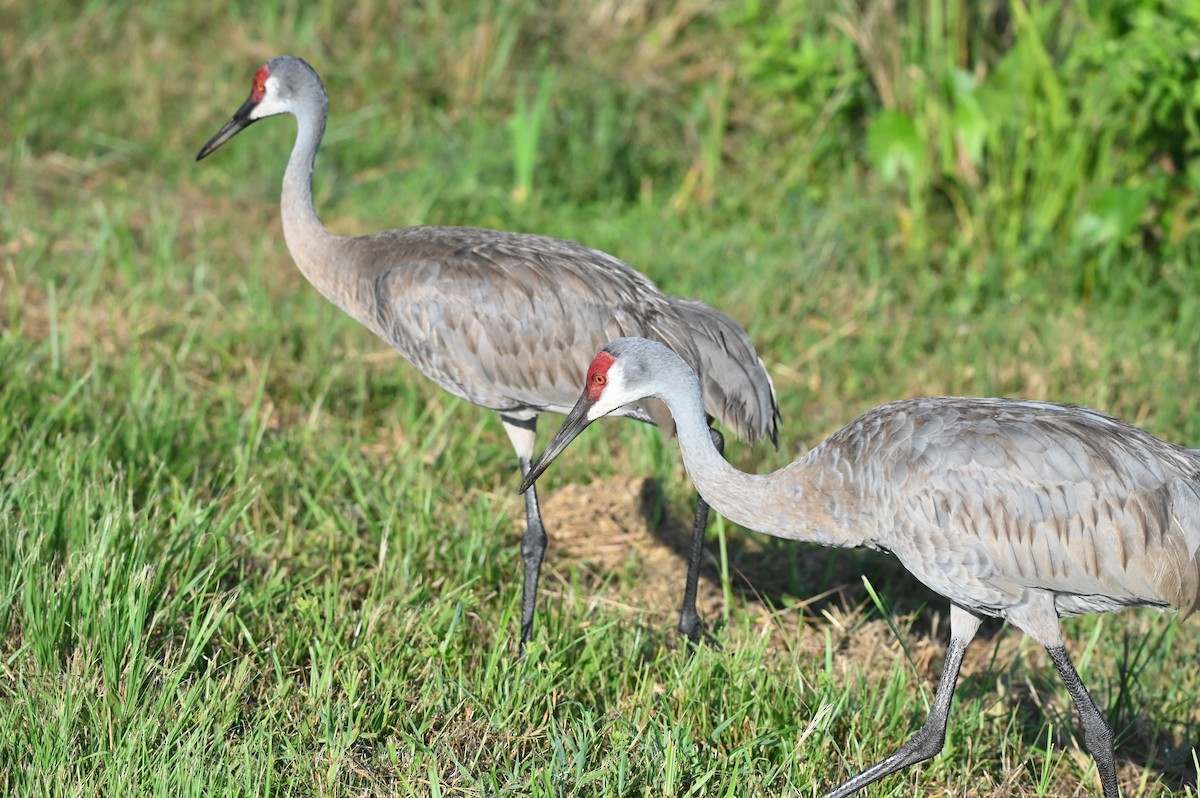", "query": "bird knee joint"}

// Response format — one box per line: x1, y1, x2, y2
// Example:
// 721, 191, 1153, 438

1083, 722, 1115, 753
521, 533, 546, 561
